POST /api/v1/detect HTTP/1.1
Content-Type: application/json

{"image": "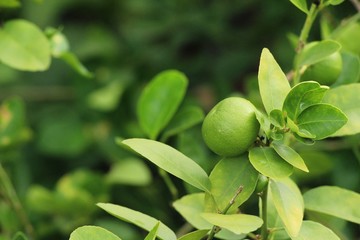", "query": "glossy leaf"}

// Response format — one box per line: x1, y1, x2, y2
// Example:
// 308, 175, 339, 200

271, 142, 308, 172
161, 105, 204, 141
137, 70, 188, 140
209, 156, 258, 213
121, 138, 211, 193
322, 83, 360, 136
283, 81, 328, 121
292, 221, 340, 240
0, 19, 50, 71
144, 222, 160, 240
201, 213, 263, 234
289, 0, 308, 14
297, 40, 341, 67
178, 229, 209, 240
69, 226, 122, 240
297, 104, 348, 140
249, 147, 293, 179
269, 178, 304, 237
303, 186, 360, 224
333, 52, 360, 87
258, 48, 291, 114
97, 203, 176, 240
269, 109, 285, 128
